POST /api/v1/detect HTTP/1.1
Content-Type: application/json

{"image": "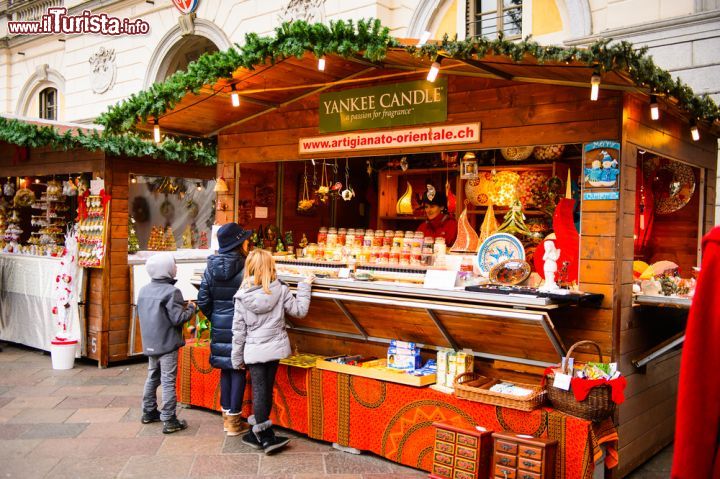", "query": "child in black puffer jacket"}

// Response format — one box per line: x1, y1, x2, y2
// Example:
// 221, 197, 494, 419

197, 222, 252, 436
